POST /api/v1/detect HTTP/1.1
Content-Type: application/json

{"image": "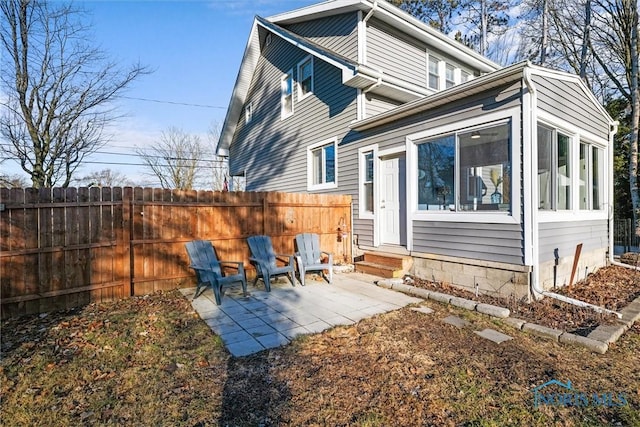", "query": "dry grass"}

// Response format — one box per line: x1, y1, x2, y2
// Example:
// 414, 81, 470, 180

1, 284, 639, 426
